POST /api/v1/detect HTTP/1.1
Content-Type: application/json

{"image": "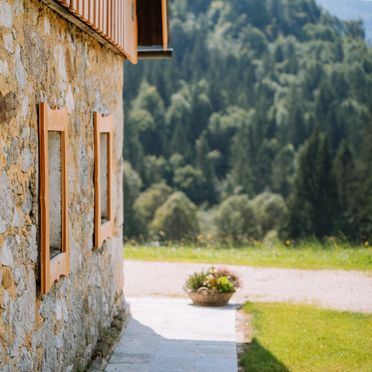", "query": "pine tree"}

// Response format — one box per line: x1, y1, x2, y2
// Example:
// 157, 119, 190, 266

348, 119, 372, 240
122, 0, 372, 241
289, 128, 340, 239
287, 86, 307, 148
124, 113, 145, 177
333, 141, 356, 237
195, 134, 218, 204
123, 162, 146, 238
272, 144, 295, 198
313, 131, 340, 237
229, 122, 255, 197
